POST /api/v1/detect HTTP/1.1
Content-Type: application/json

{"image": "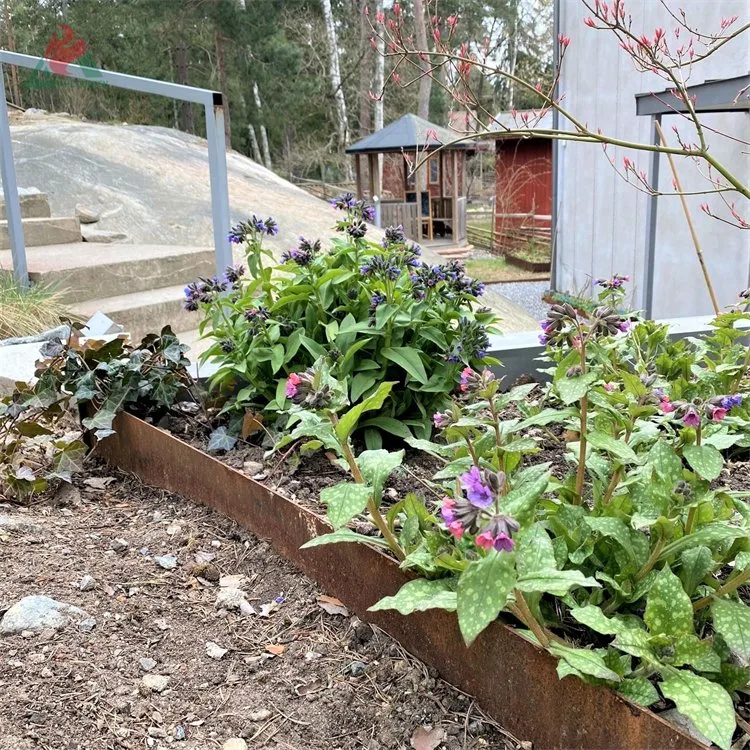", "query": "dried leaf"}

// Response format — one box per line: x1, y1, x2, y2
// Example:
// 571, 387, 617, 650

317, 595, 349, 617
259, 601, 280, 618
265, 644, 286, 656
83, 477, 115, 490
410, 725, 446, 750
194, 551, 216, 564
242, 411, 264, 439
294, 678, 325, 696
220, 574, 246, 589
205, 641, 228, 660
